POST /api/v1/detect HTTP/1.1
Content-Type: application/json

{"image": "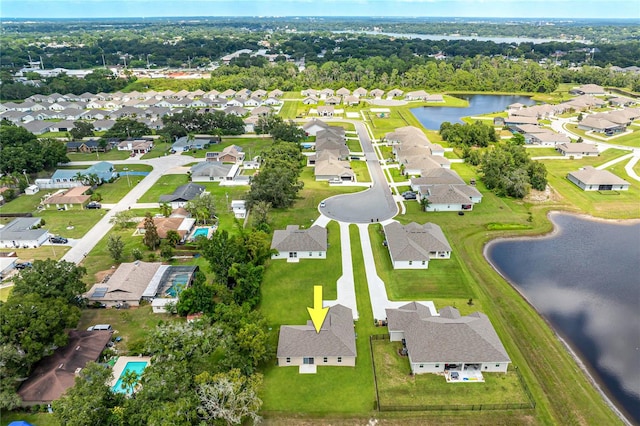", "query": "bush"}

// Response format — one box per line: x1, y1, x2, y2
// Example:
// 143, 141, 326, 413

147, 253, 157, 262
131, 248, 143, 261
